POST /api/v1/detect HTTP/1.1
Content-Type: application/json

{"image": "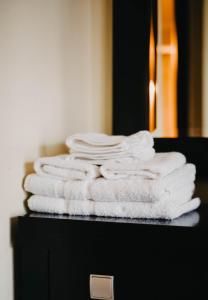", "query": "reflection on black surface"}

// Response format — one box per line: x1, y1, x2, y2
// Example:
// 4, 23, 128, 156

28, 210, 200, 228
